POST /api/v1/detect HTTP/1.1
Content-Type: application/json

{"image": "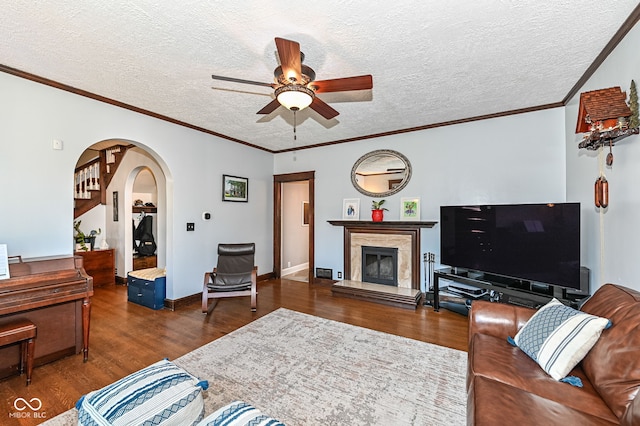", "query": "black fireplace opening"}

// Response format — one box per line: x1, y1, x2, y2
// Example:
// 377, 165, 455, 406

362, 246, 398, 286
